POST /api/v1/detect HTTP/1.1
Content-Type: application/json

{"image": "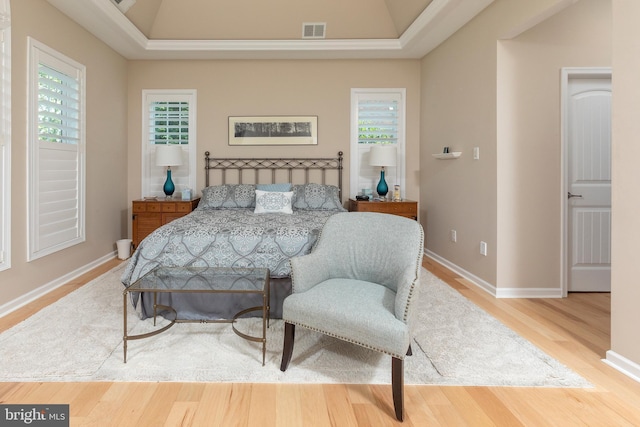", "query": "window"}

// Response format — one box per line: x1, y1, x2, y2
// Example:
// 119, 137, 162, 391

142, 90, 196, 197
0, 0, 9, 271
350, 89, 406, 198
28, 38, 86, 261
